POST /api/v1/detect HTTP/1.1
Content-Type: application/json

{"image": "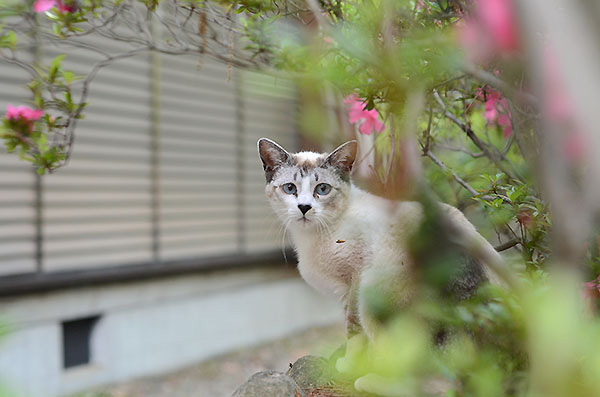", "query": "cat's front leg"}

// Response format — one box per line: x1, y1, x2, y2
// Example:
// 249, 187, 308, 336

344, 275, 362, 337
